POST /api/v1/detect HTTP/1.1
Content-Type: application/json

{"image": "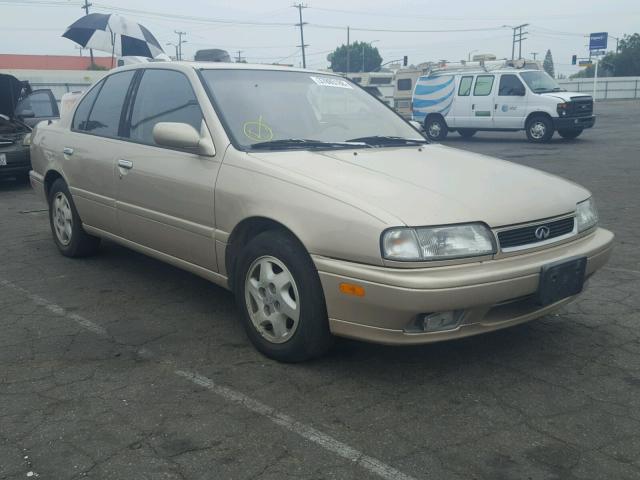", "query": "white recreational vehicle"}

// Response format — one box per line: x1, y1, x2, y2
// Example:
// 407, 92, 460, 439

412, 60, 596, 143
